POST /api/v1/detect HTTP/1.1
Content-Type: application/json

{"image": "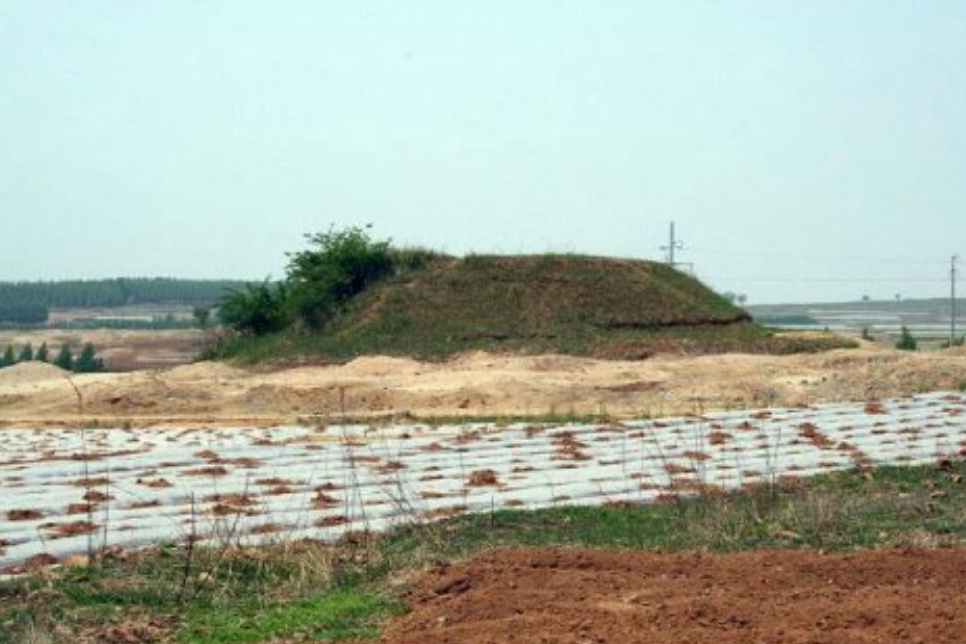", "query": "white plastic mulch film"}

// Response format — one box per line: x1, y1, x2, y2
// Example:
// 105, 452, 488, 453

2, 391, 965, 571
